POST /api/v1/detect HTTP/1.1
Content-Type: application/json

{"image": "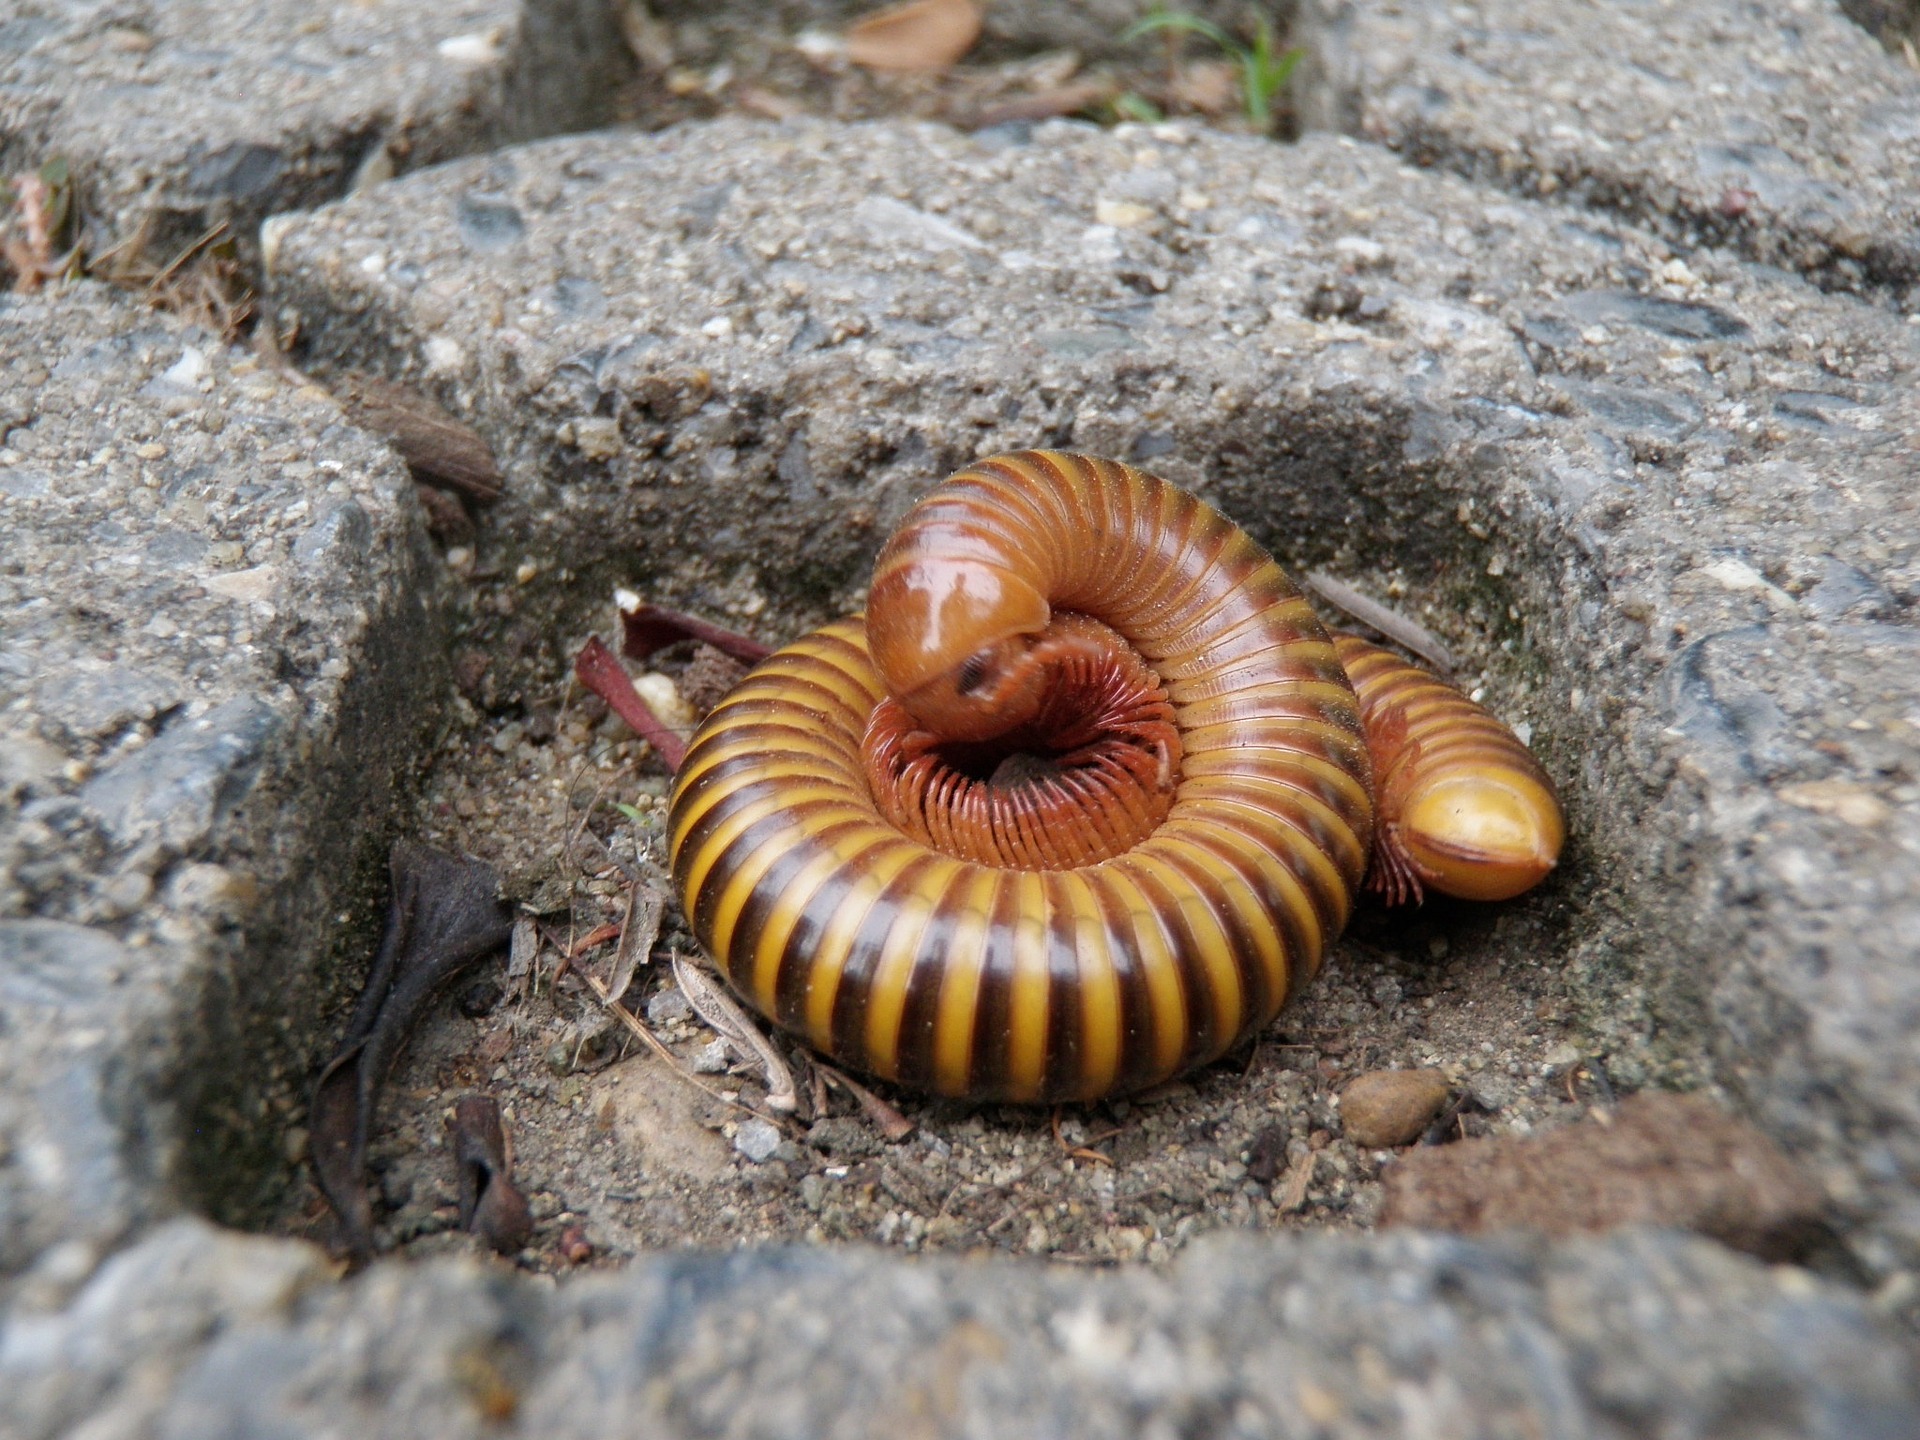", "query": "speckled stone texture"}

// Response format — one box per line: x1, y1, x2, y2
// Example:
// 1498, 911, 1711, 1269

262, 114, 1920, 1280
0, 0, 629, 261
1295, 0, 1920, 297
3, 0, 1920, 1433
0, 283, 445, 1272
4, 1218, 1916, 1440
